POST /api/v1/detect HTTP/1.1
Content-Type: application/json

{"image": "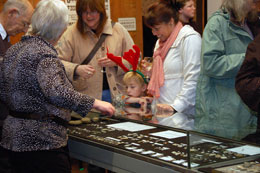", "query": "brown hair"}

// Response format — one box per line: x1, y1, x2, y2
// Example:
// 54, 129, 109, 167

176, 0, 194, 10
160, 0, 193, 10
76, 0, 107, 36
144, 1, 179, 28
221, 0, 256, 23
